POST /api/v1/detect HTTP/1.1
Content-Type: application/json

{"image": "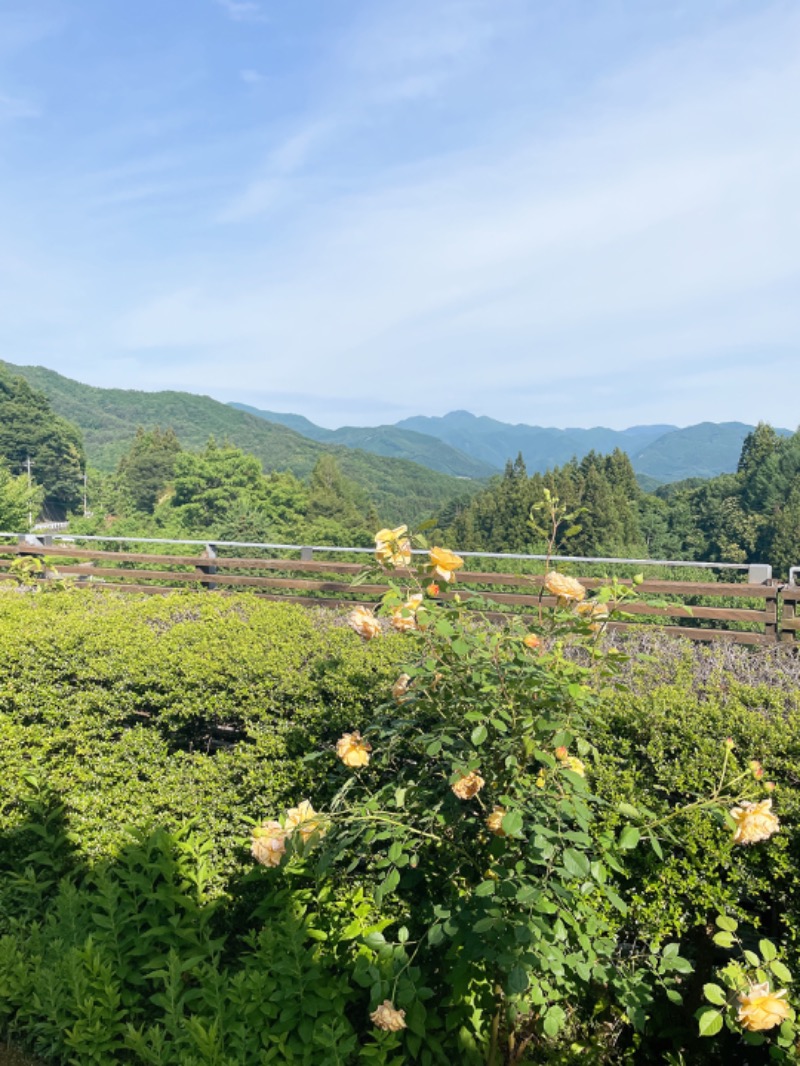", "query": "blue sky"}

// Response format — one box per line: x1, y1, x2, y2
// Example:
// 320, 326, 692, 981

1, 0, 798, 429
